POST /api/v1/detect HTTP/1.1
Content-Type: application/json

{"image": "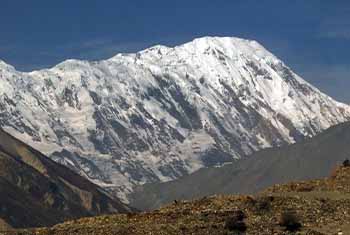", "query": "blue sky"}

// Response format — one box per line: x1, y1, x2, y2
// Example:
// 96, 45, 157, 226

1, 0, 349, 103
